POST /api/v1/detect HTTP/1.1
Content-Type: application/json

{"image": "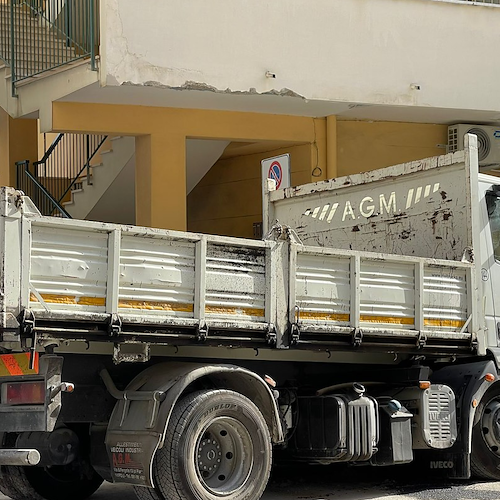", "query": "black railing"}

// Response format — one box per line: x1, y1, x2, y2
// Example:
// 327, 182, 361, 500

17, 133, 107, 217
0, 0, 99, 96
